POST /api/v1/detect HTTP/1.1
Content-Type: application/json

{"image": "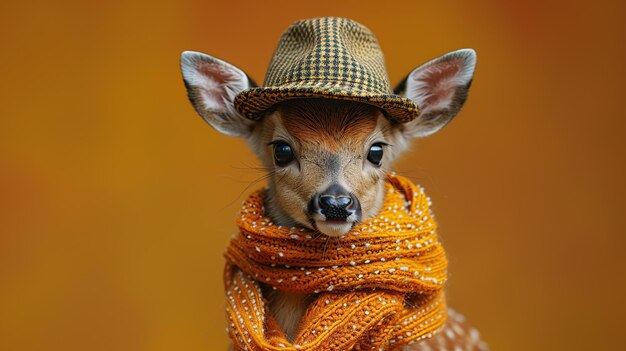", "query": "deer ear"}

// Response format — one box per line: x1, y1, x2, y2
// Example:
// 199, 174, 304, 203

394, 49, 476, 138
180, 51, 257, 138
